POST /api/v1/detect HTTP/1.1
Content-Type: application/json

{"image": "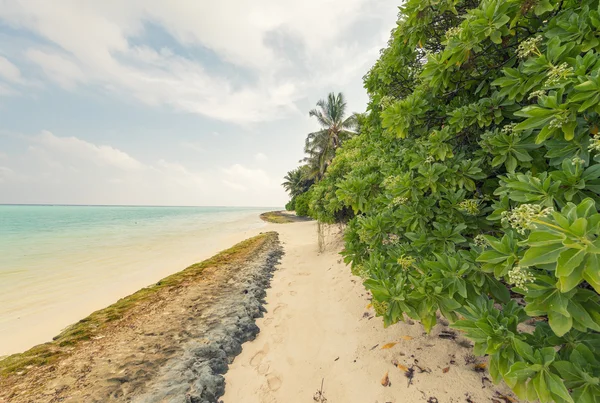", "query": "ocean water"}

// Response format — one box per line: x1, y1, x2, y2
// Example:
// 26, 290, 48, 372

0, 205, 272, 355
